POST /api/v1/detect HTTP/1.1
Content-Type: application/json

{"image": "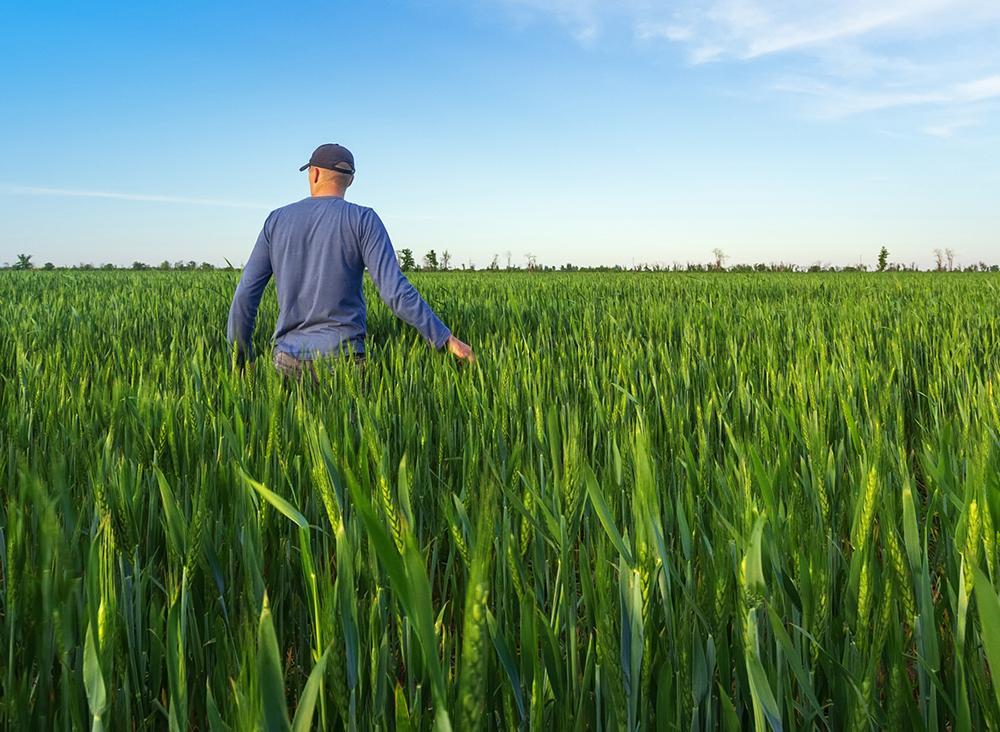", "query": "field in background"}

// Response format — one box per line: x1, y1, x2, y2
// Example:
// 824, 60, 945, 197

2, 271, 1000, 730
